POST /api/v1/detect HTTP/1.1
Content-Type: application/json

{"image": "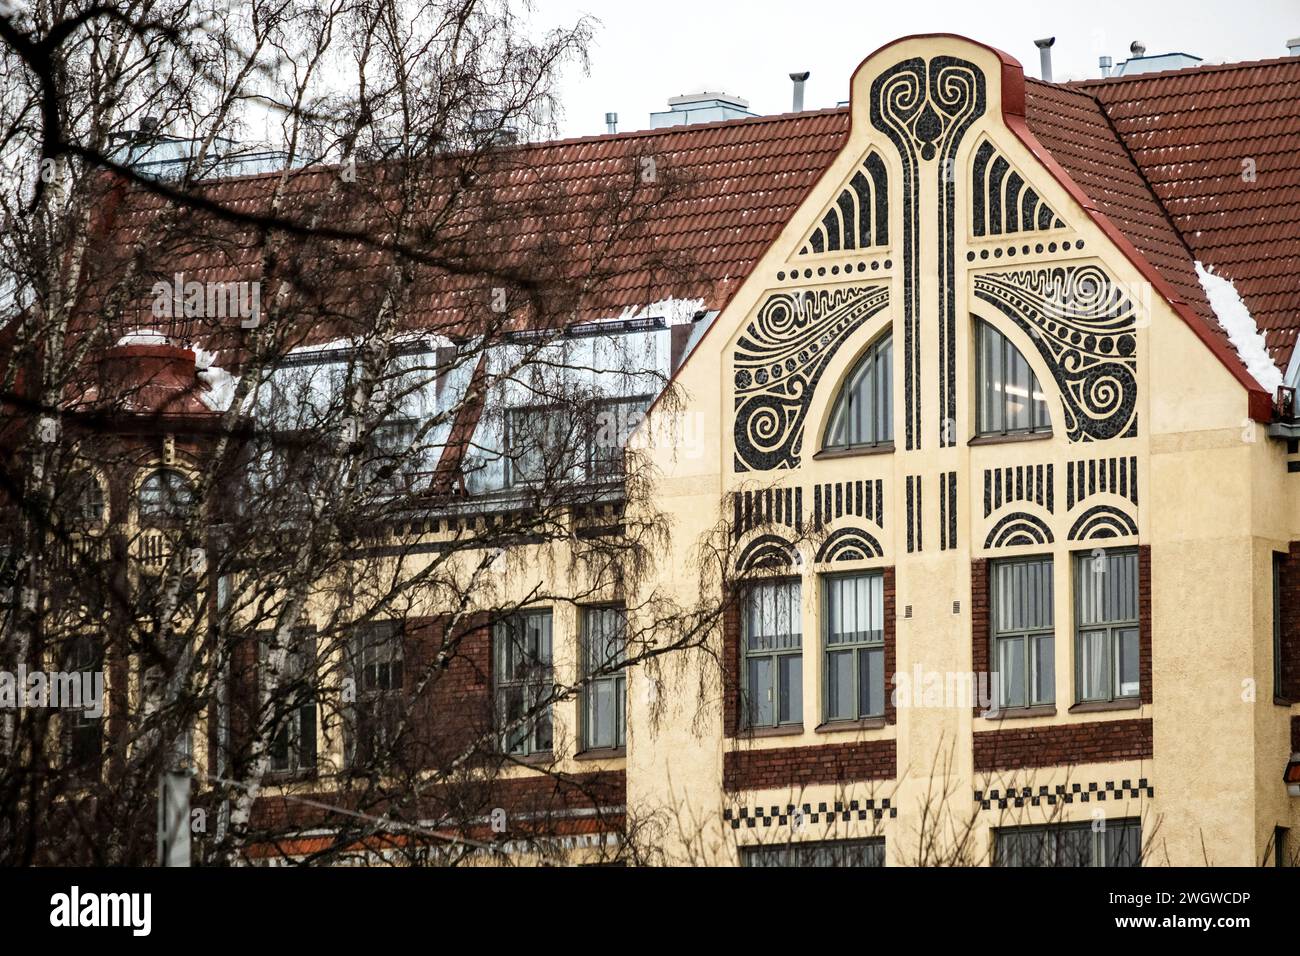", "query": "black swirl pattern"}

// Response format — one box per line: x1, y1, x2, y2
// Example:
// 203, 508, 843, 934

973, 265, 1139, 442
733, 285, 889, 471
871, 56, 985, 450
